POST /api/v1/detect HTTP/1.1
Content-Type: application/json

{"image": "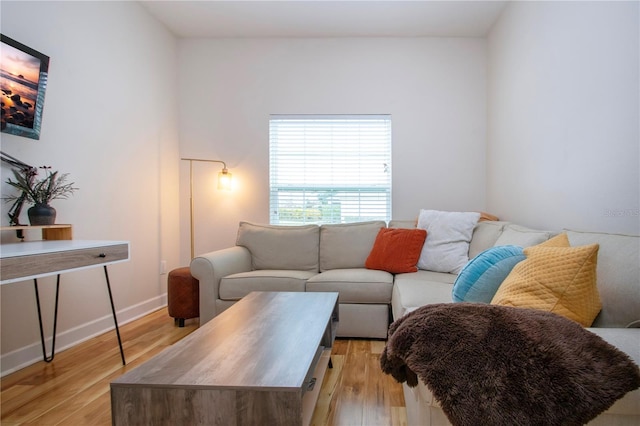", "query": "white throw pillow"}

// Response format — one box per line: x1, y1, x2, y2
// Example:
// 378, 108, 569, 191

417, 209, 481, 274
